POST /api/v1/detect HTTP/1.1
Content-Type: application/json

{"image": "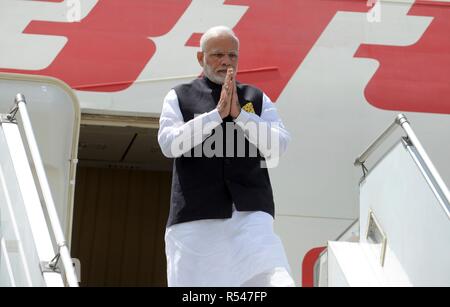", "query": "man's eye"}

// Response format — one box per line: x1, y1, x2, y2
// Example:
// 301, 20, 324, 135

210, 53, 237, 59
